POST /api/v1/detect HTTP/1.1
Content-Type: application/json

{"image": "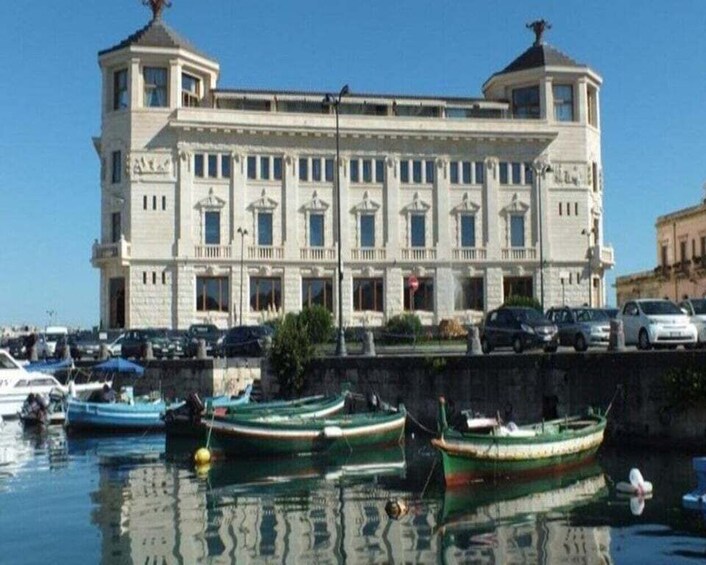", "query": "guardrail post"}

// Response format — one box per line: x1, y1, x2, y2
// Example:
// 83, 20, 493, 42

62, 343, 72, 361
144, 342, 155, 360
466, 325, 483, 356
197, 338, 208, 359
608, 319, 626, 352
99, 344, 110, 360
30, 344, 38, 362
362, 330, 376, 357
